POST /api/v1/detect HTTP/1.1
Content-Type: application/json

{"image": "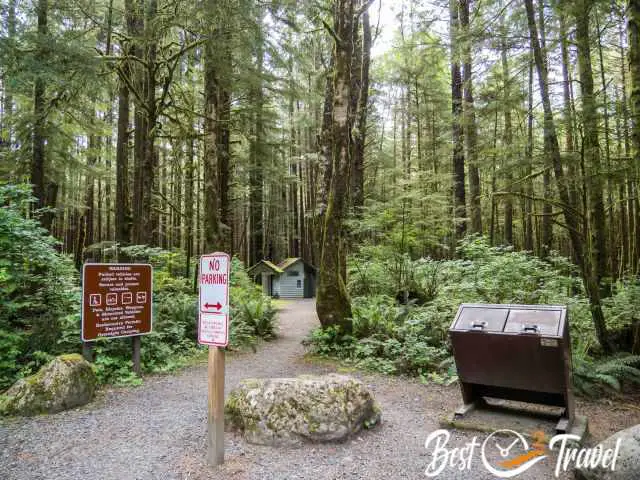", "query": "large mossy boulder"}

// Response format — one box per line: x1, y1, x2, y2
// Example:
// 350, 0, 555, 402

225, 374, 381, 446
0, 354, 96, 416
575, 424, 640, 480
